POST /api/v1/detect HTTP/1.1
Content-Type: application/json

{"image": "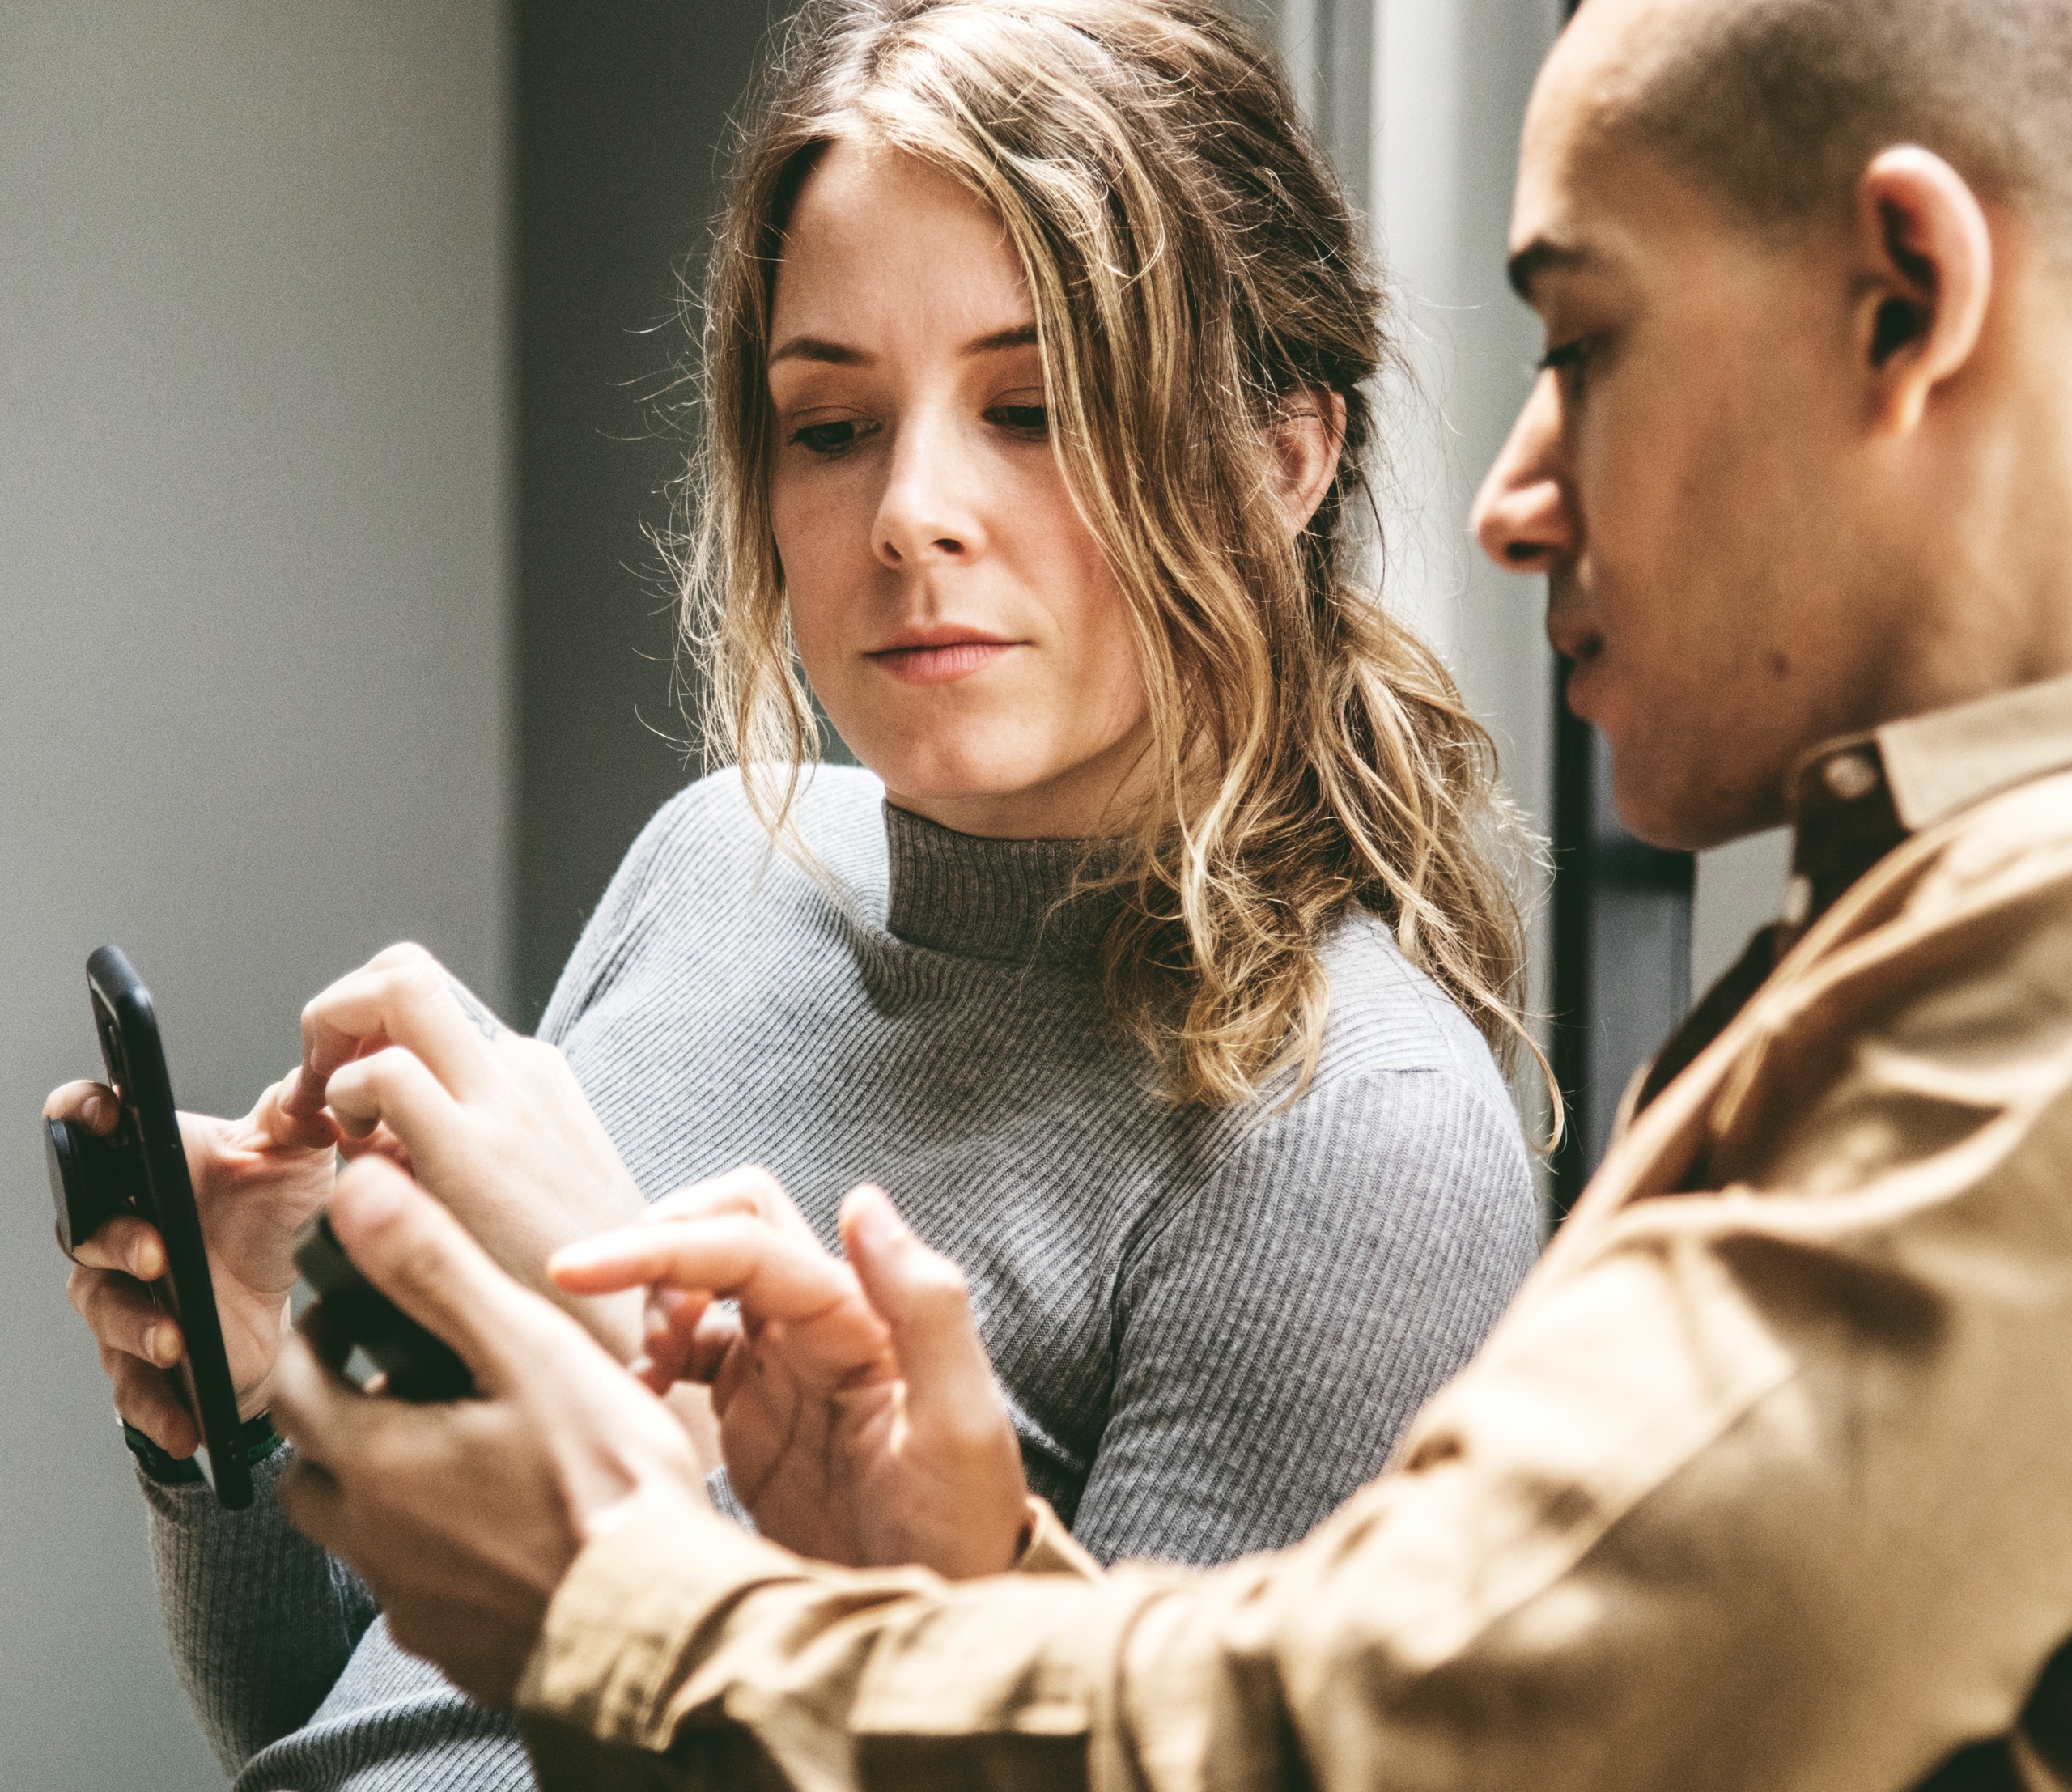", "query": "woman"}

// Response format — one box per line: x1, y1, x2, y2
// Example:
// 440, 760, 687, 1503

56, 2, 1544, 1786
